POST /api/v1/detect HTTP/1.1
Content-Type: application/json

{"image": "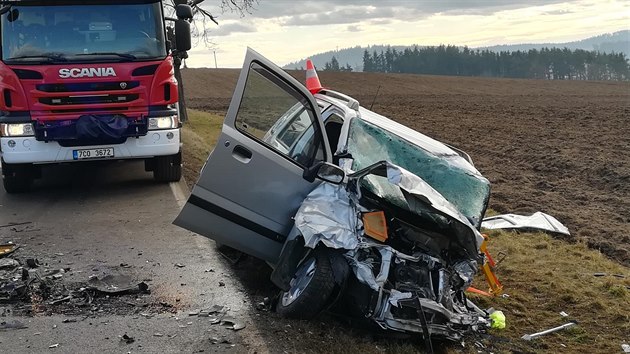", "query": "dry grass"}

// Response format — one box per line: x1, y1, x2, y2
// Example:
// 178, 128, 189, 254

180, 109, 224, 189
180, 109, 630, 354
